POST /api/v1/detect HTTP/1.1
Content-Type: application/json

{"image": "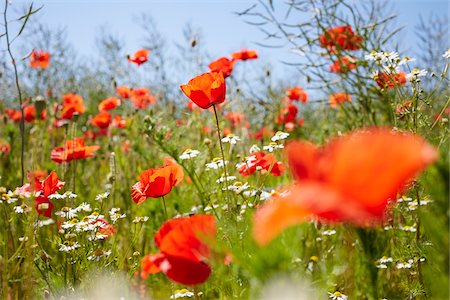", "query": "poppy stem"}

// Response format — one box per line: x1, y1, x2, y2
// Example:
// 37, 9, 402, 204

194, 286, 199, 300
212, 104, 231, 208
161, 196, 168, 220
